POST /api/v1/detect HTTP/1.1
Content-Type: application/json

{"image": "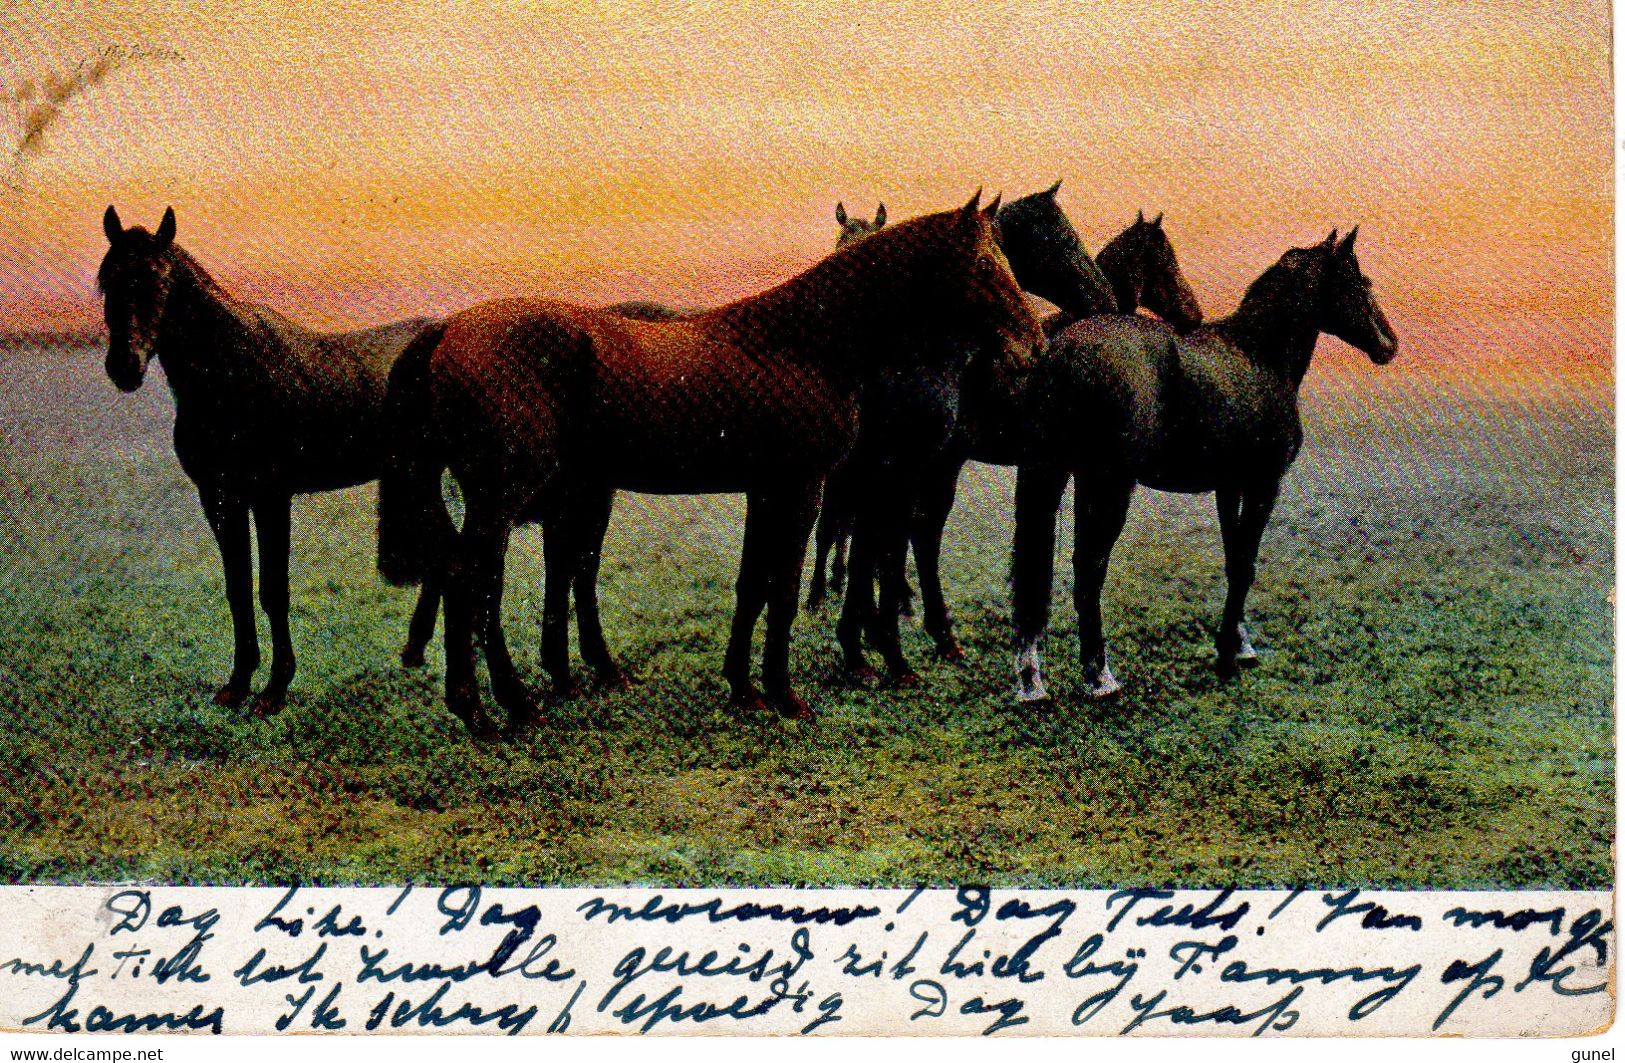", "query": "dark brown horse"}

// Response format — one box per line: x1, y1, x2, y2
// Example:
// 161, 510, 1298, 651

1009, 228, 1398, 702
805, 201, 890, 611
98, 206, 444, 714
818, 185, 1131, 683
863, 205, 1206, 667
378, 193, 1044, 735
